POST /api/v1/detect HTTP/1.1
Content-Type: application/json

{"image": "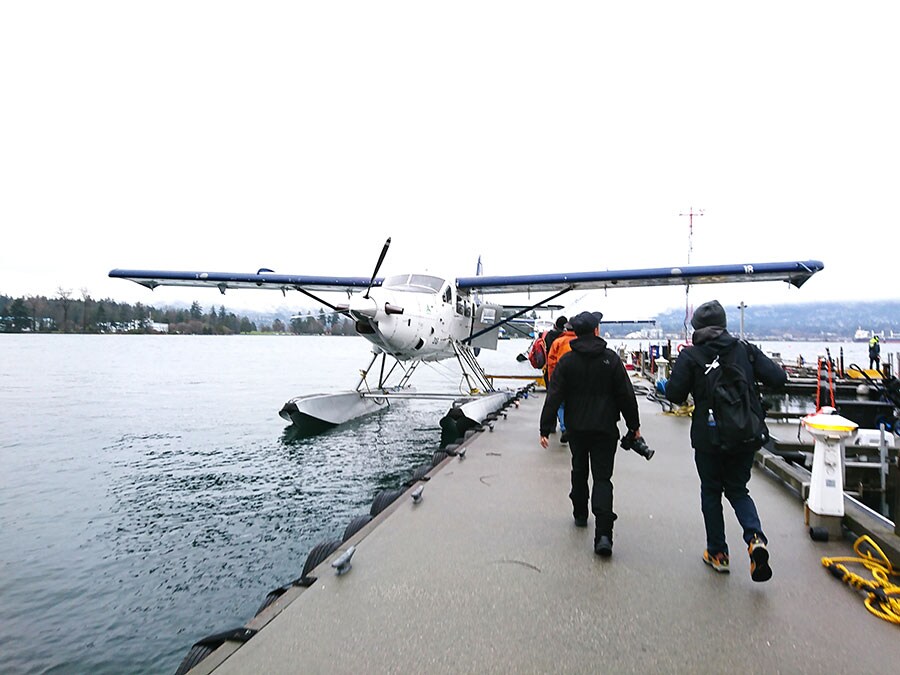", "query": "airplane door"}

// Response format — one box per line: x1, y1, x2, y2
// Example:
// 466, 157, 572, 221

470, 303, 502, 350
